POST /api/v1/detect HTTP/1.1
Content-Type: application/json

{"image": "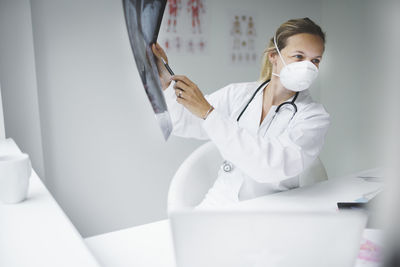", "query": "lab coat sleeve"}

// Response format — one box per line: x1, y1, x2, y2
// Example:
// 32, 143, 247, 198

202, 103, 330, 184
163, 82, 236, 140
